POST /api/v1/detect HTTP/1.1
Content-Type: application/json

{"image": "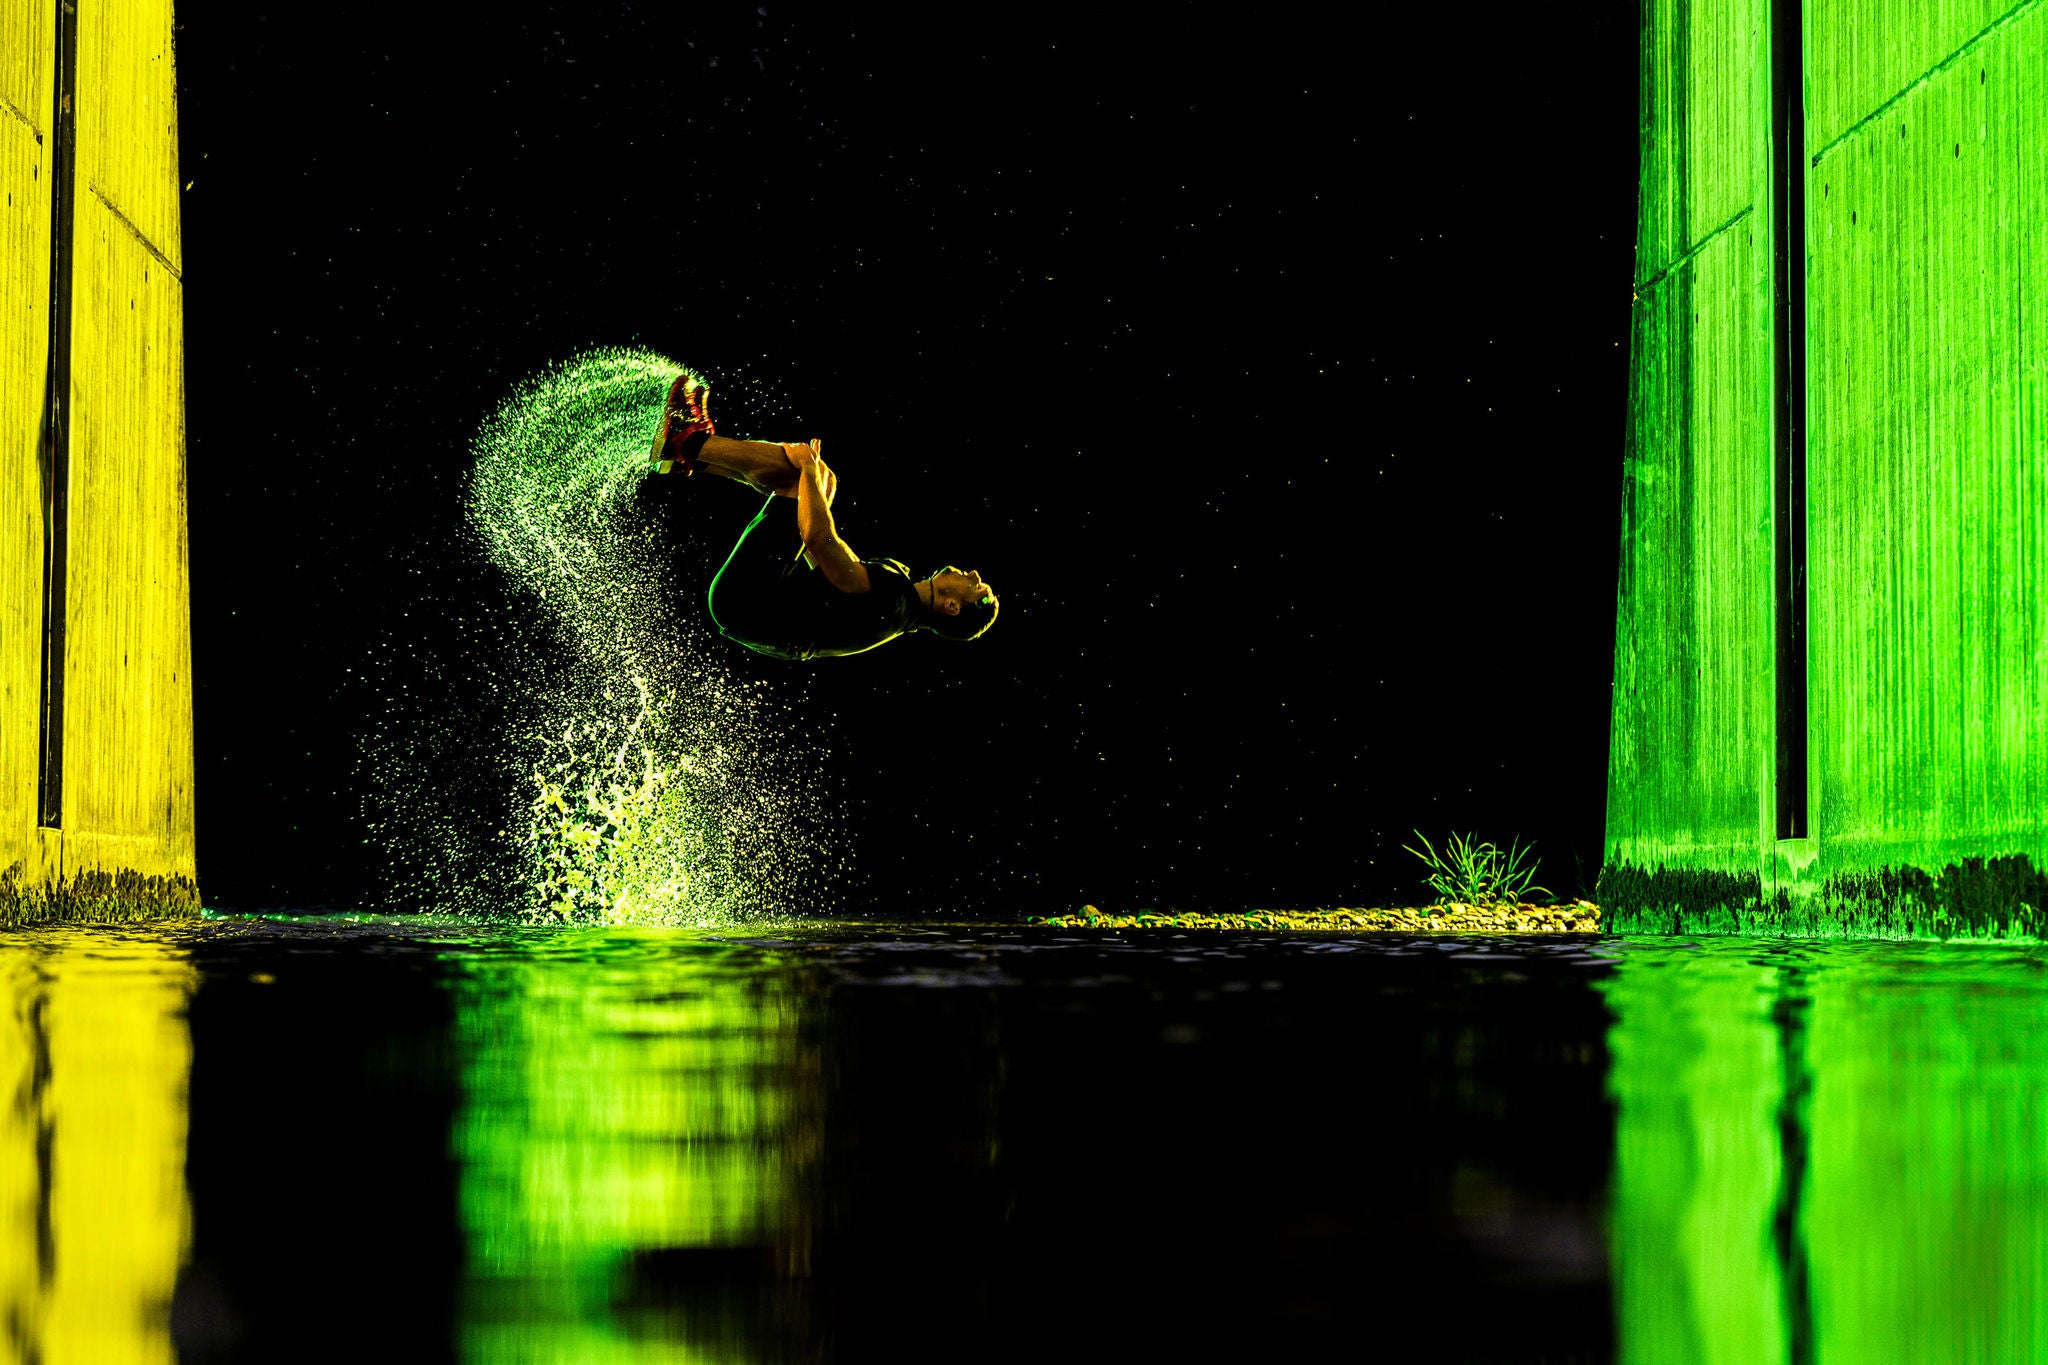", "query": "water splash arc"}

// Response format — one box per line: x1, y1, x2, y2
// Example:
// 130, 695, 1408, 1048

433, 347, 830, 924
